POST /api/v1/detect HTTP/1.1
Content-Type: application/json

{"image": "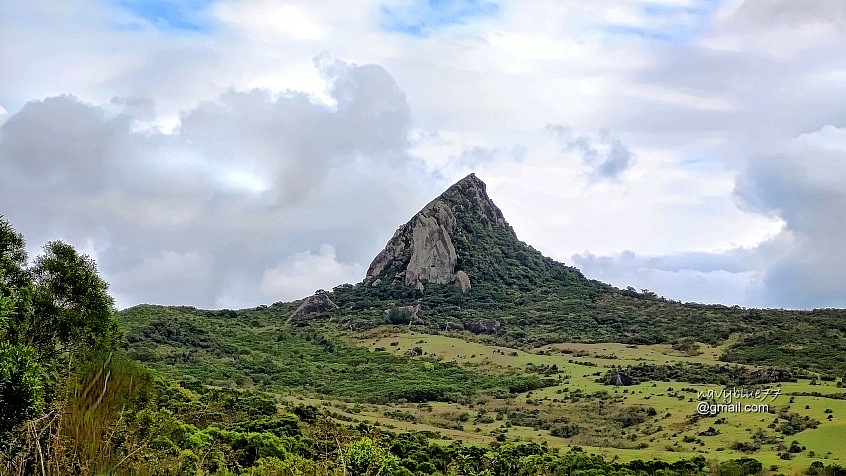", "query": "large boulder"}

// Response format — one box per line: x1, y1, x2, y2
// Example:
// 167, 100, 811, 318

466, 318, 501, 334
287, 293, 338, 323
751, 369, 794, 383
